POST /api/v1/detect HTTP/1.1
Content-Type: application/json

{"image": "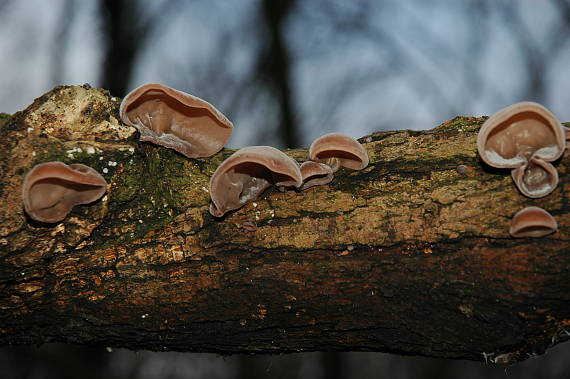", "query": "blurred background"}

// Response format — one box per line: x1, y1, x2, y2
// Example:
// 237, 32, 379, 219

1, 0, 570, 378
